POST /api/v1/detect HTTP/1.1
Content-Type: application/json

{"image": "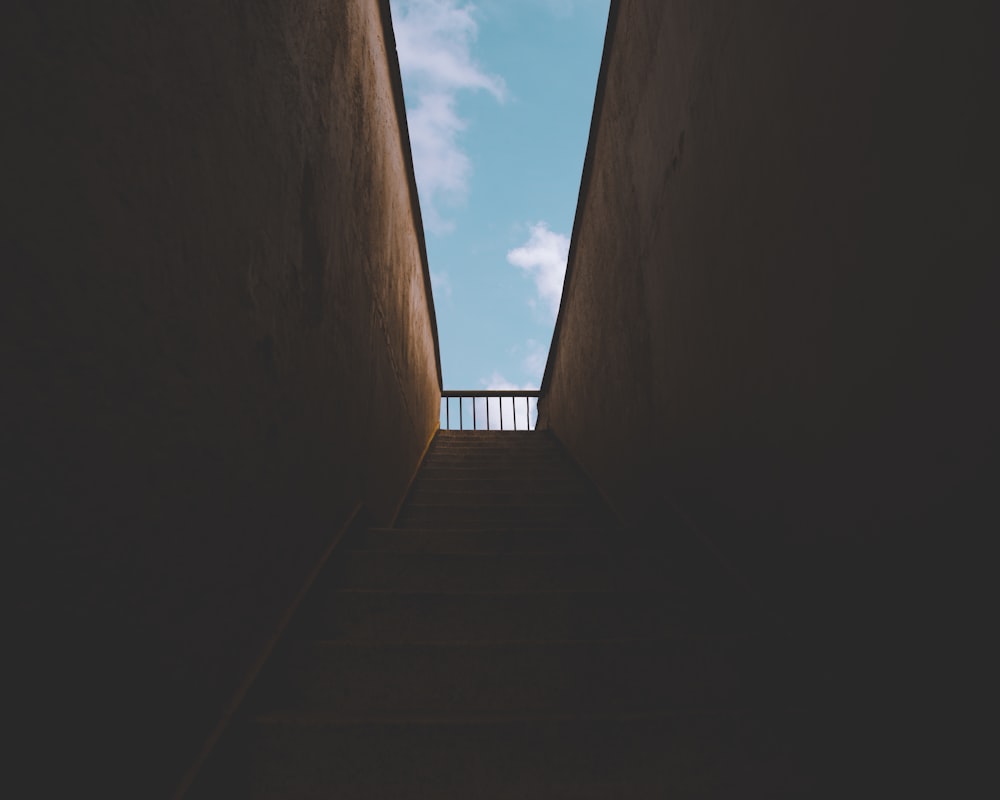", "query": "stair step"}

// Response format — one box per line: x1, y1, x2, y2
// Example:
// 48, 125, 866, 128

406, 488, 593, 506
427, 440, 563, 448
424, 442, 568, 458
248, 636, 770, 717
286, 589, 745, 641
417, 466, 581, 481
428, 439, 561, 451
419, 459, 576, 474
412, 476, 582, 492
352, 527, 609, 554
189, 711, 816, 799
327, 551, 677, 592
434, 431, 549, 442
426, 449, 562, 460
424, 452, 564, 462
396, 504, 612, 529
